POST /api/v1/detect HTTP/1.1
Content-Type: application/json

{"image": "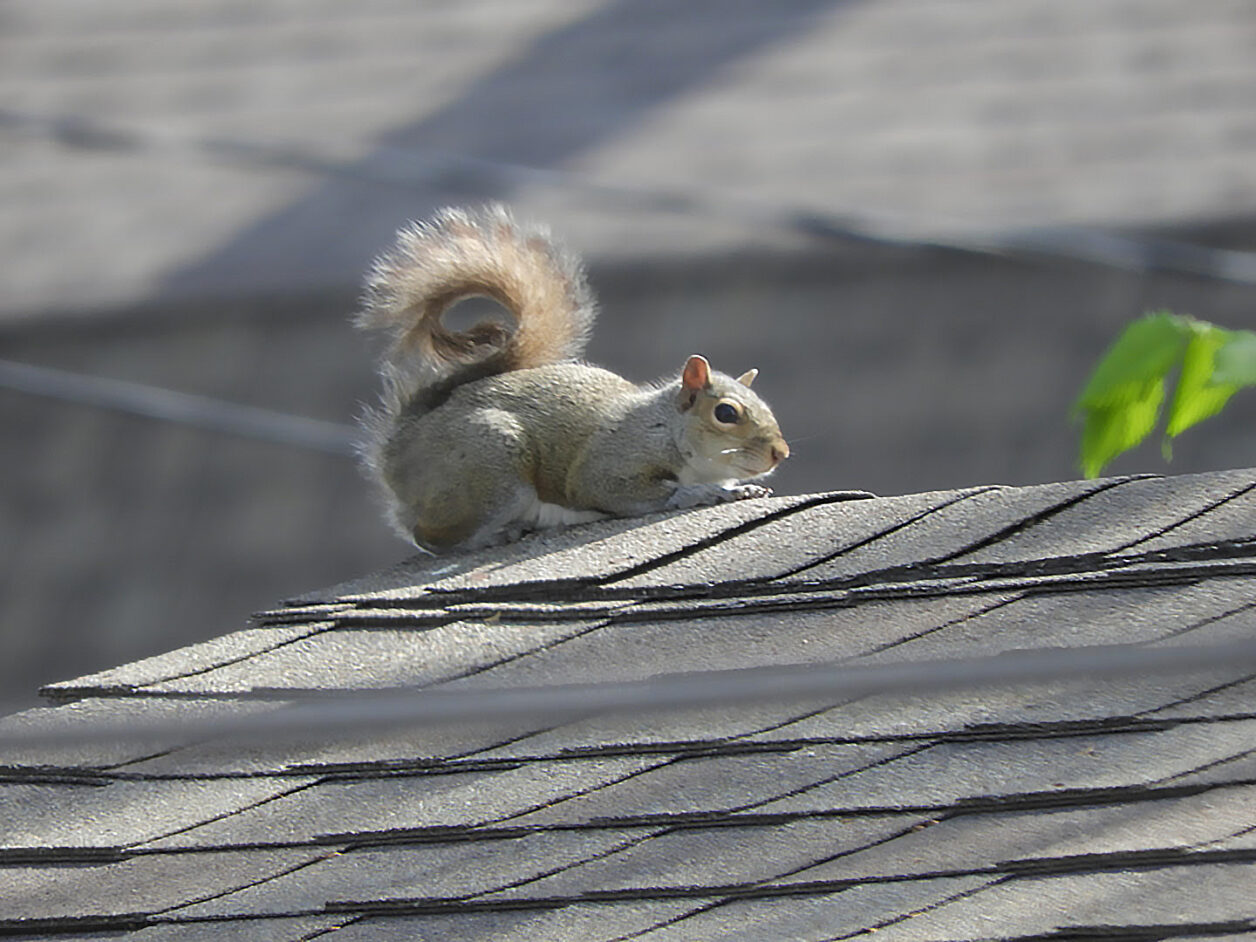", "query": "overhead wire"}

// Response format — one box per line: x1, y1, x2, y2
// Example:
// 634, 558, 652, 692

0, 358, 357, 456
3, 631, 1254, 747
